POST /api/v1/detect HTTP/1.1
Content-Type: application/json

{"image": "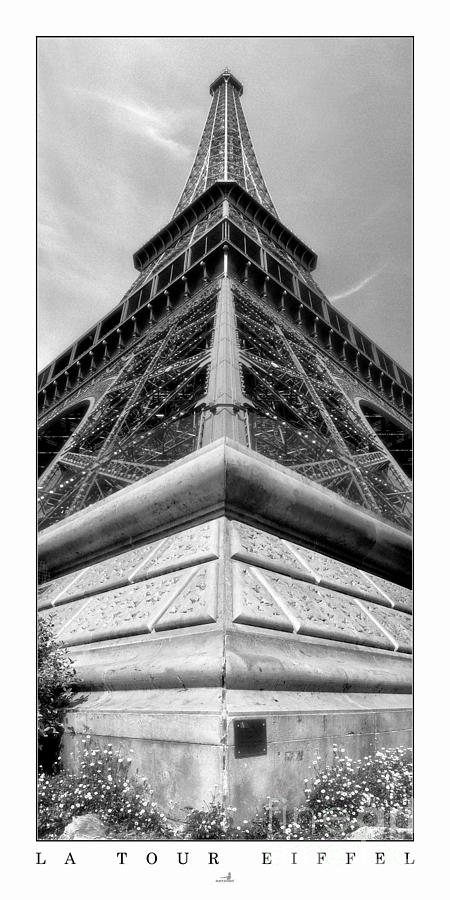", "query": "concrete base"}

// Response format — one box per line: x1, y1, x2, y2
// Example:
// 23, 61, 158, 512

226, 691, 411, 818
39, 440, 412, 820
62, 687, 411, 820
